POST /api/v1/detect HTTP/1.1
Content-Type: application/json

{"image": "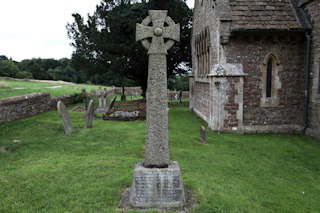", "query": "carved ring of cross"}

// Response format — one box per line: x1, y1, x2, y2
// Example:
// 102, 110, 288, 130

136, 10, 180, 55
